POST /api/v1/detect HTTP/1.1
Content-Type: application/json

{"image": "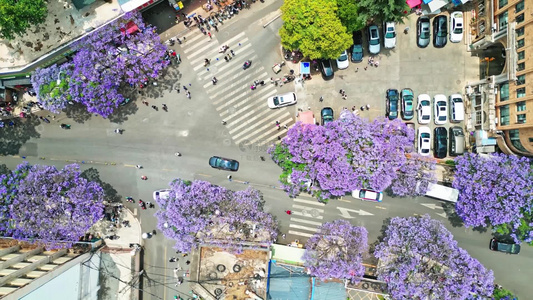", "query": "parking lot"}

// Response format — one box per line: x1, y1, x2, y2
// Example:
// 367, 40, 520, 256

295, 13, 479, 160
